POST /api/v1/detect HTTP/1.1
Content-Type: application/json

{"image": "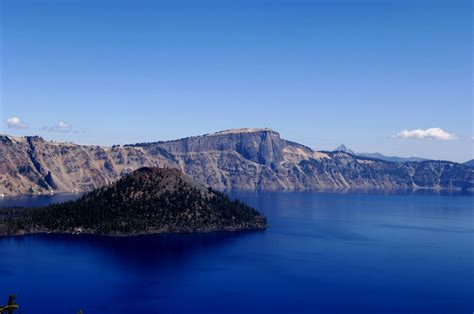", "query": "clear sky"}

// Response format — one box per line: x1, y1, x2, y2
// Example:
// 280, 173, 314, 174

1, 0, 472, 162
